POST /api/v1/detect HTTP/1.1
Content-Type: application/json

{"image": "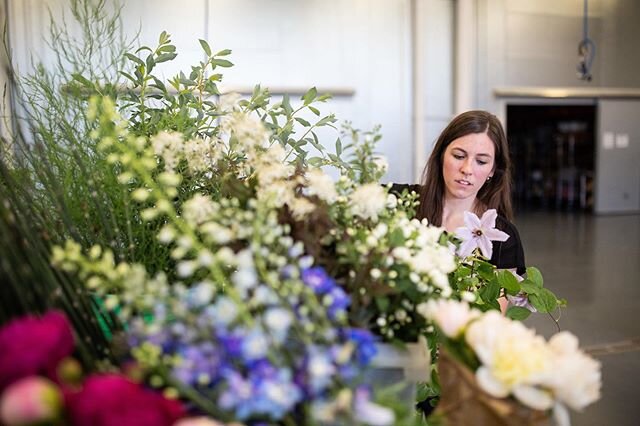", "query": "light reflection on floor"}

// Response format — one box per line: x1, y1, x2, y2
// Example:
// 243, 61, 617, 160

516, 211, 640, 426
